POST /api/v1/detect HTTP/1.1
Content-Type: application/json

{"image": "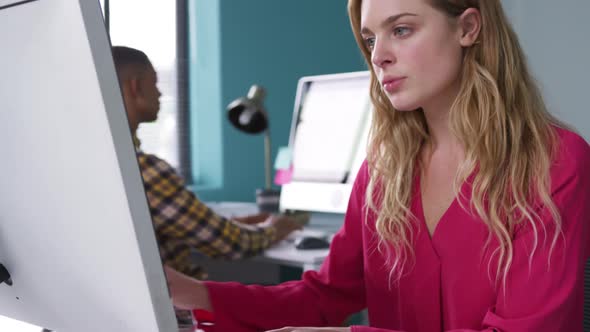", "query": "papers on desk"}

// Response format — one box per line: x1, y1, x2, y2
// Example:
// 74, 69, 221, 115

274, 146, 293, 170
291, 77, 371, 183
